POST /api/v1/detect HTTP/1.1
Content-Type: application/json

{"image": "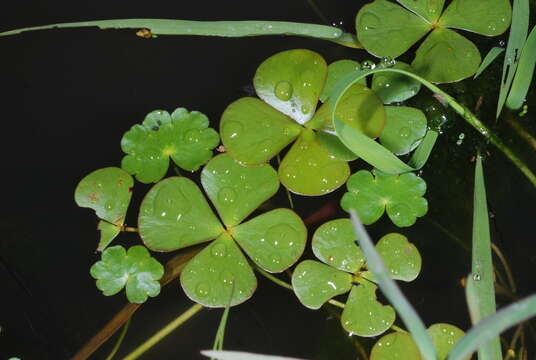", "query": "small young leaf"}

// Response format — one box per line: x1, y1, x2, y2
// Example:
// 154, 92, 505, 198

121, 108, 219, 183
279, 130, 350, 196
370, 331, 422, 360
312, 218, 365, 273
341, 282, 395, 337
220, 97, 302, 166
138, 177, 224, 251
74, 167, 134, 226
97, 220, 121, 252
253, 49, 327, 125
90, 245, 164, 303
320, 60, 365, 102
180, 233, 257, 308
372, 62, 422, 104
379, 106, 428, 156
506, 25, 536, 110
201, 154, 279, 227
292, 260, 353, 309
231, 209, 307, 273
340, 170, 428, 227
376, 233, 422, 282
